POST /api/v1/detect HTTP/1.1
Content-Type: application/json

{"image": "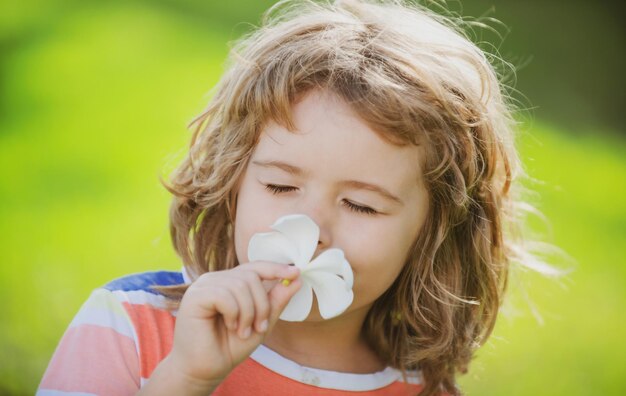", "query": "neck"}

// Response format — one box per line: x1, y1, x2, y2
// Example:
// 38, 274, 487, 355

263, 303, 385, 374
